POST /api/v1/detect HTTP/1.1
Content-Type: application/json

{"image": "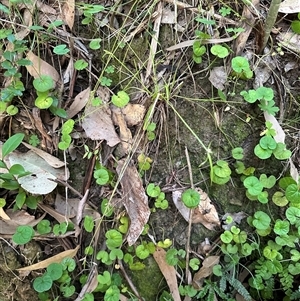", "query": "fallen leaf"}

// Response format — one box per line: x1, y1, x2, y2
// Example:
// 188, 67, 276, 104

209, 66, 227, 90
17, 245, 80, 271
62, 0, 75, 29
82, 102, 120, 147
116, 159, 150, 245
22, 142, 65, 168
119, 103, 145, 126
111, 106, 133, 156
1, 146, 69, 195
192, 256, 220, 289
161, 7, 176, 24
277, 31, 300, 54
0, 210, 45, 235
279, 0, 300, 13
172, 188, 220, 230
153, 247, 181, 301
67, 87, 91, 118
26, 51, 61, 87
